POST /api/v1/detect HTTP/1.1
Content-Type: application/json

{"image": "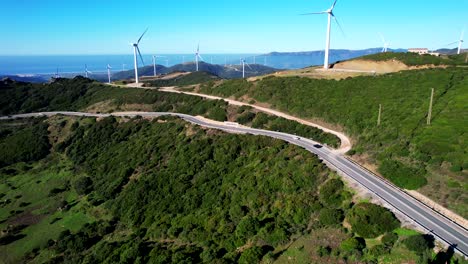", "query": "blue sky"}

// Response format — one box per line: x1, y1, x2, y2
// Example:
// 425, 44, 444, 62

1, 0, 467, 55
